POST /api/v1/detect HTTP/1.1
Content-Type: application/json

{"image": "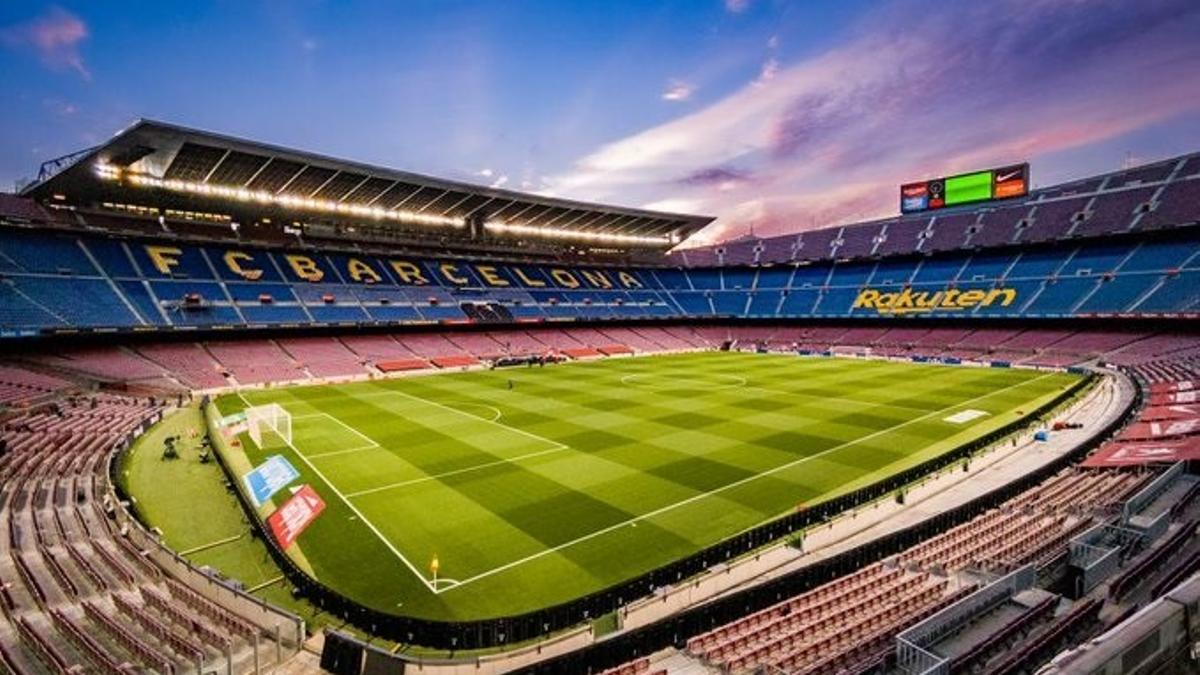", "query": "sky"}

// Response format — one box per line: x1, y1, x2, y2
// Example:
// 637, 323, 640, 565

2, 0, 1199, 246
